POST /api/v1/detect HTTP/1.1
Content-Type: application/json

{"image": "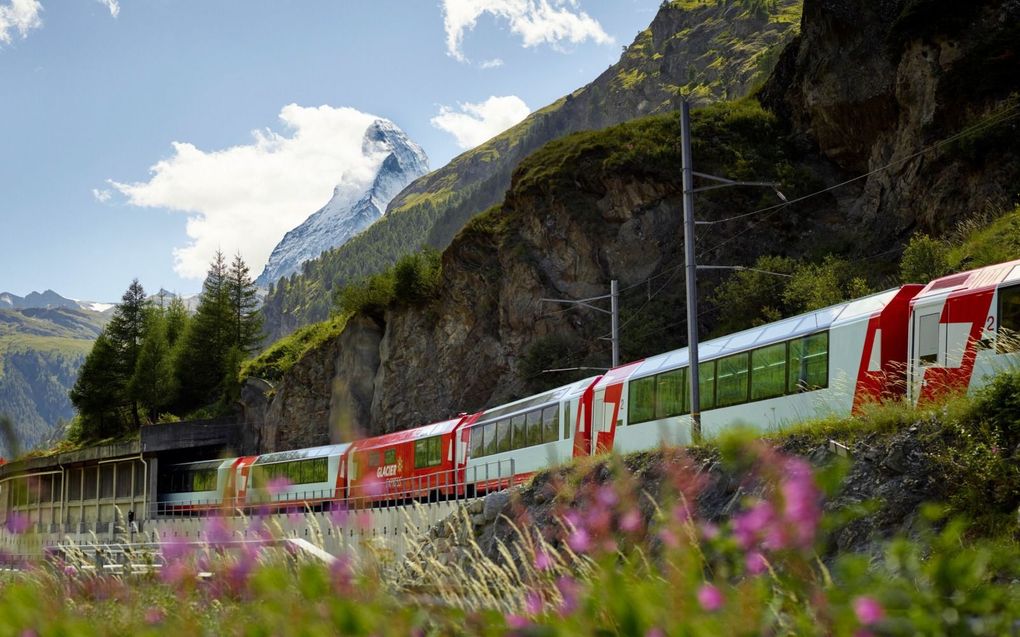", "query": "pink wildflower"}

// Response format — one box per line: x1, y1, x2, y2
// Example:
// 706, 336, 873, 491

534, 550, 553, 571
658, 528, 679, 548
203, 516, 232, 547
6, 513, 29, 535
781, 458, 821, 549
745, 551, 768, 575
144, 607, 165, 625
506, 614, 529, 629
266, 476, 292, 497
596, 486, 618, 507
853, 596, 885, 625
329, 502, 349, 527
732, 500, 775, 550
646, 629, 666, 637
556, 576, 580, 615
330, 555, 354, 594
619, 509, 642, 533
700, 522, 719, 539
525, 590, 543, 615
696, 583, 724, 612
567, 527, 591, 553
